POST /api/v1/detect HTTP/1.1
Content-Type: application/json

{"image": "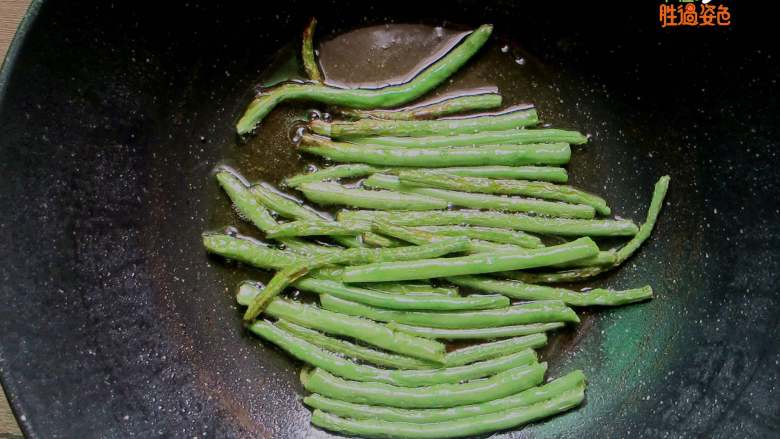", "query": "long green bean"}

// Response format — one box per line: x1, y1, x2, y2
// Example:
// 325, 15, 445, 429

336, 93, 503, 120
365, 282, 459, 296
296, 278, 509, 311
314, 236, 471, 265
444, 333, 547, 366
365, 174, 595, 219
236, 24, 493, 134
340, 209, 639, 236
340, 237, 599, 283
284, 164, 569, 186
398, 170, 611, 215
301, 362, 547, 408
302, 17, 322, 82
411, 226, 542, 249
510, 175, 670, 283
249, 183, 326, 221
449, 276, 653, 306
304, 369, 584, 423
300, 134, 571, 167
275, 320, 436, 369
352, 127, 587, 147
284, 164, 381, 187
310, 106, 538, 138
251, 320, 534, 387
392, 166, 569, 183
321, 295, 580, 328
299, 181, 449, 210
201, 234, 338, 280
267, 219, 369, 238
388, 322, 565, 340
203, 233, 297, 270
245, 294, 446, 362
310, 385, 584, 438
